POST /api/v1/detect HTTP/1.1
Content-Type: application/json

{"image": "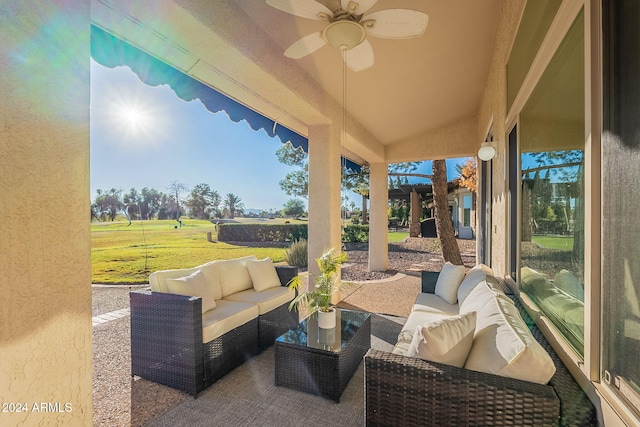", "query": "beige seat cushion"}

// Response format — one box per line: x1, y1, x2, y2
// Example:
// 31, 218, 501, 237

398, 310, 451, 344
434, 262, 466, 304
412, 292, 459, 315
201, 300, 259, 343
246, 257, 282, 292
407, 311, 477, 368
165, 270, 217, 313
465, 294, 556, 385
224, 286, 295, 315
